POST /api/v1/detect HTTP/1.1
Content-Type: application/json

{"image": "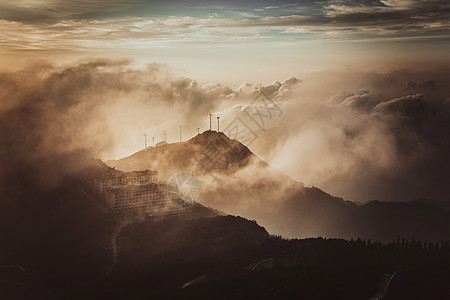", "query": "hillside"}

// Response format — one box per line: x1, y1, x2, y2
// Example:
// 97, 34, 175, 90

64, 215, 450, 300
3, 212, 449, 299
0, 158, 221, 299
0, 173, 115, 297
